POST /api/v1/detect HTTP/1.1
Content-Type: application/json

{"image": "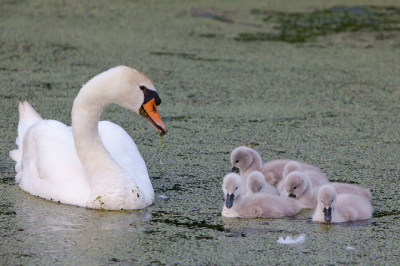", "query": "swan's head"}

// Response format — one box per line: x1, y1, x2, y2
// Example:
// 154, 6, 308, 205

122, 67, 167, 136
284, 171, 308, 199
317, 185, 337, 224
282, 161, 303, 179
230, 146, 259, 173
82, 66, 167, 136
222, 173, 242, 209
246, 171, 266, 195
